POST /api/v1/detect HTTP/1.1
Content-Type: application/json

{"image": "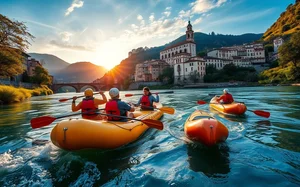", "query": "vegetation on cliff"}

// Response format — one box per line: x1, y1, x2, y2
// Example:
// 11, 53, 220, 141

263, 1, 300, 41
